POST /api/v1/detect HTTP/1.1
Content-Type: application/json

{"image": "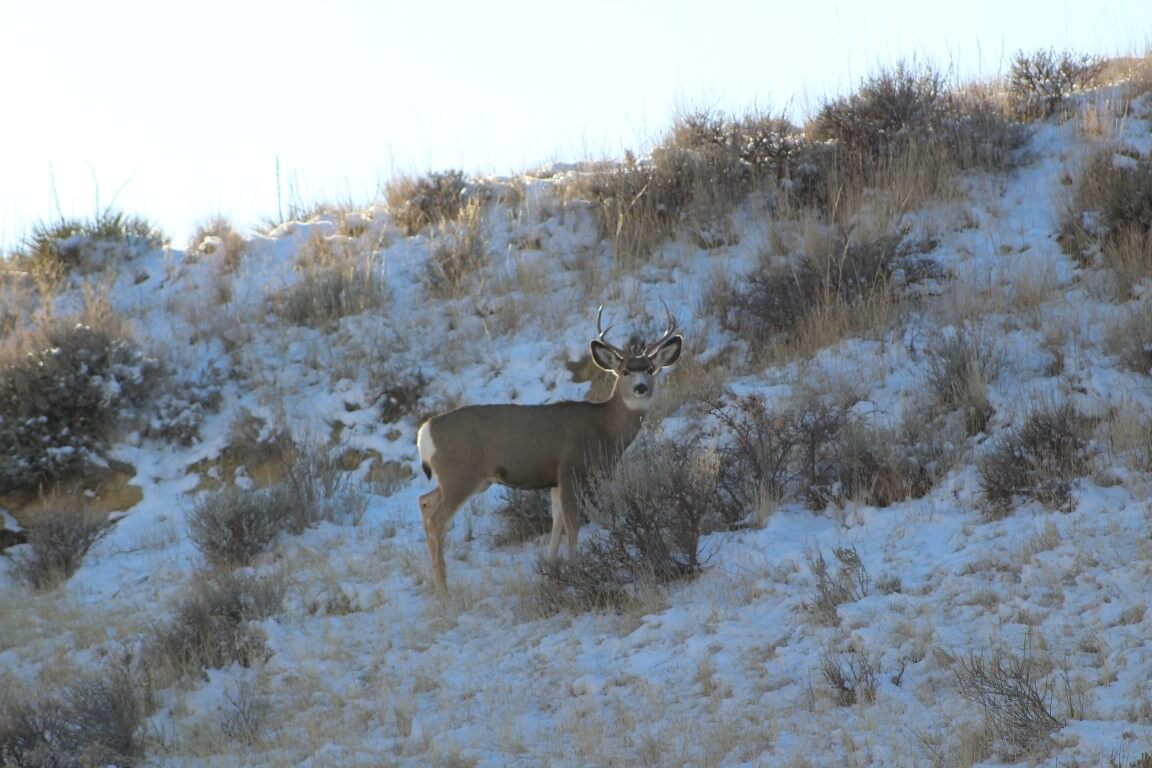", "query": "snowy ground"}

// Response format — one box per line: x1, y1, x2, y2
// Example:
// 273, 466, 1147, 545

3, 86, 1152, 767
